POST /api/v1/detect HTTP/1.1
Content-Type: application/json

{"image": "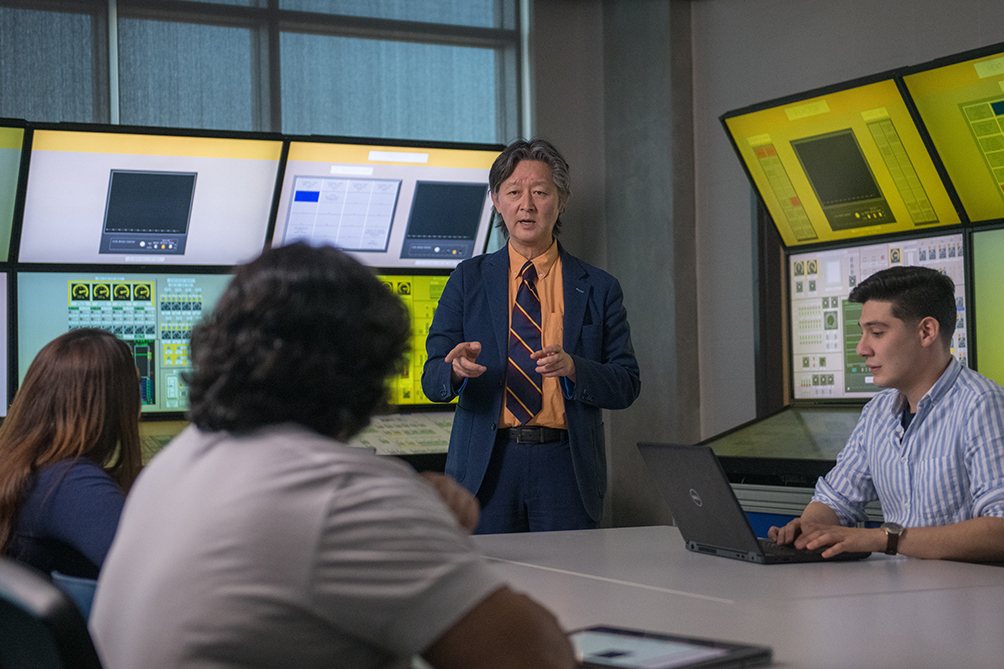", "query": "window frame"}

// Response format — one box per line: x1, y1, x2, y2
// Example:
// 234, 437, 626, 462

0, 0, 522, 140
